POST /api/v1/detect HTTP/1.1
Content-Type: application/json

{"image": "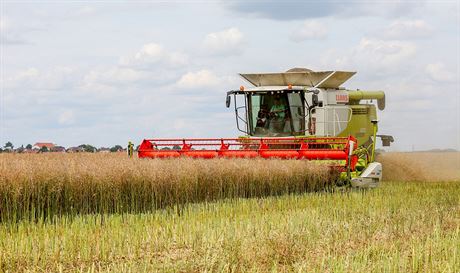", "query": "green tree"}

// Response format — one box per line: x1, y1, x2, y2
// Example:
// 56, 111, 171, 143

26, 144, 33, 149
172, 145, 181, 150
78, 144, 97, 153
39, 146, 49, 153
4, 141, 13, 149
110, 145, 123, 152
